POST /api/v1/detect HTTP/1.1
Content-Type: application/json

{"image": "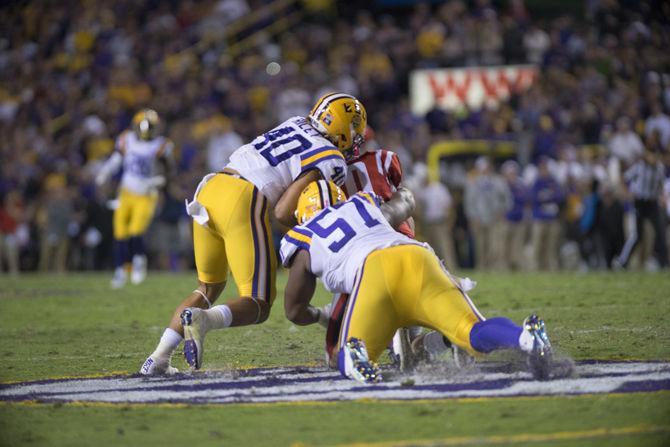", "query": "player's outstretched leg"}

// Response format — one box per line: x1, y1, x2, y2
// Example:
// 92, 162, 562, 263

468, 315, 554, 380
111, 239, 130, 289
181, 308, 208, 369
522, 314, 553, 380
140, 282, 226, 375
181, 295, 270, 370
338, 337, 382, 383
139, 328, 181, 376
180, 306, 233, 369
